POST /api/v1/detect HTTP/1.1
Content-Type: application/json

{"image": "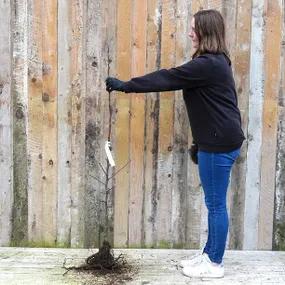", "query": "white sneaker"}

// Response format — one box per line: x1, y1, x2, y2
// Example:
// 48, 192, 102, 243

182, 254, 224, 278
179, 250, 207, 268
